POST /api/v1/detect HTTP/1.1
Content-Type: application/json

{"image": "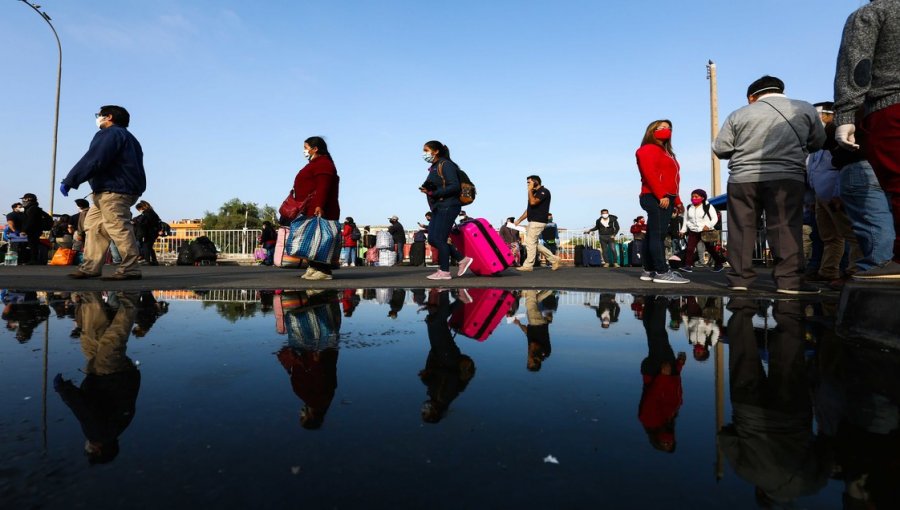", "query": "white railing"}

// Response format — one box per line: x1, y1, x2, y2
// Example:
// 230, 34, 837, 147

158, 226, 765, 265
154, 229, 262, 262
